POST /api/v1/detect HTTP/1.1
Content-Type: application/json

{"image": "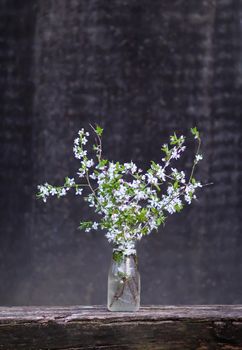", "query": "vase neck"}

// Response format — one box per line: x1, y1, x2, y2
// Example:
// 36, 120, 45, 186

112, 249, 137, 267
